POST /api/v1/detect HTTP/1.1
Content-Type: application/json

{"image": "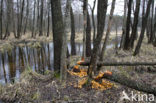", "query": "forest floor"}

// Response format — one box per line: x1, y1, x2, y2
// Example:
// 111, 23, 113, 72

0, 32, 156, 103
0, 39, 156, 103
